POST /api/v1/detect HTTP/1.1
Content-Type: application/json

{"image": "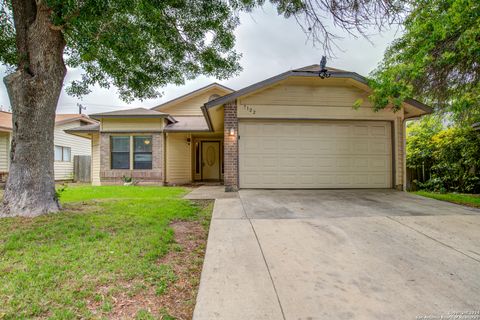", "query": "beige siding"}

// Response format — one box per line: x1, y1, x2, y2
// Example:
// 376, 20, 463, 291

91, 133, 101, 185
239, 80, 372, 107
237, 104, 399, 120
237, 79, 401, 121
237, 77, 404, 121
101, 118, 164, 132
160, 88, 228, 116
209, 105, 225, 132
54, 121, 91, 180
166, 133, 192, 183
0, 132, 10, 172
